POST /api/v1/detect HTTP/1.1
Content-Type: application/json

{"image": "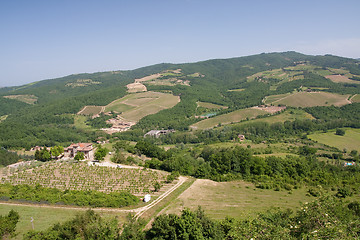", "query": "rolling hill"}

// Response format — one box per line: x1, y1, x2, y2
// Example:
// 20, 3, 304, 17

0, 51, 359, 148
